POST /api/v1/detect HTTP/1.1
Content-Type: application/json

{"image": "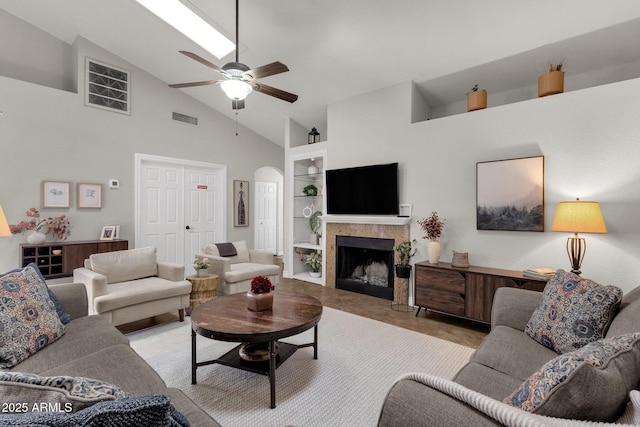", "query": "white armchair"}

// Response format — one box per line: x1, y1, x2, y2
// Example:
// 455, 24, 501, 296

73, 246, 191, 326
195, 240, 281, 295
